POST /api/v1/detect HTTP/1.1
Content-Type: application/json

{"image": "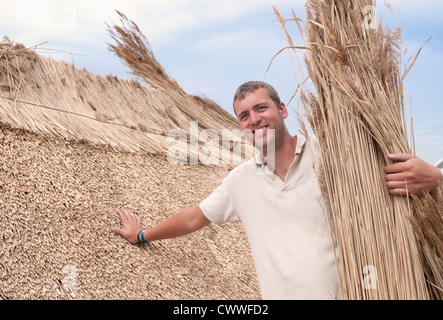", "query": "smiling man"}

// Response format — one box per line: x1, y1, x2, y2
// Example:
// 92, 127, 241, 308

111, 81, 443, 300
234, 81, 292, 179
